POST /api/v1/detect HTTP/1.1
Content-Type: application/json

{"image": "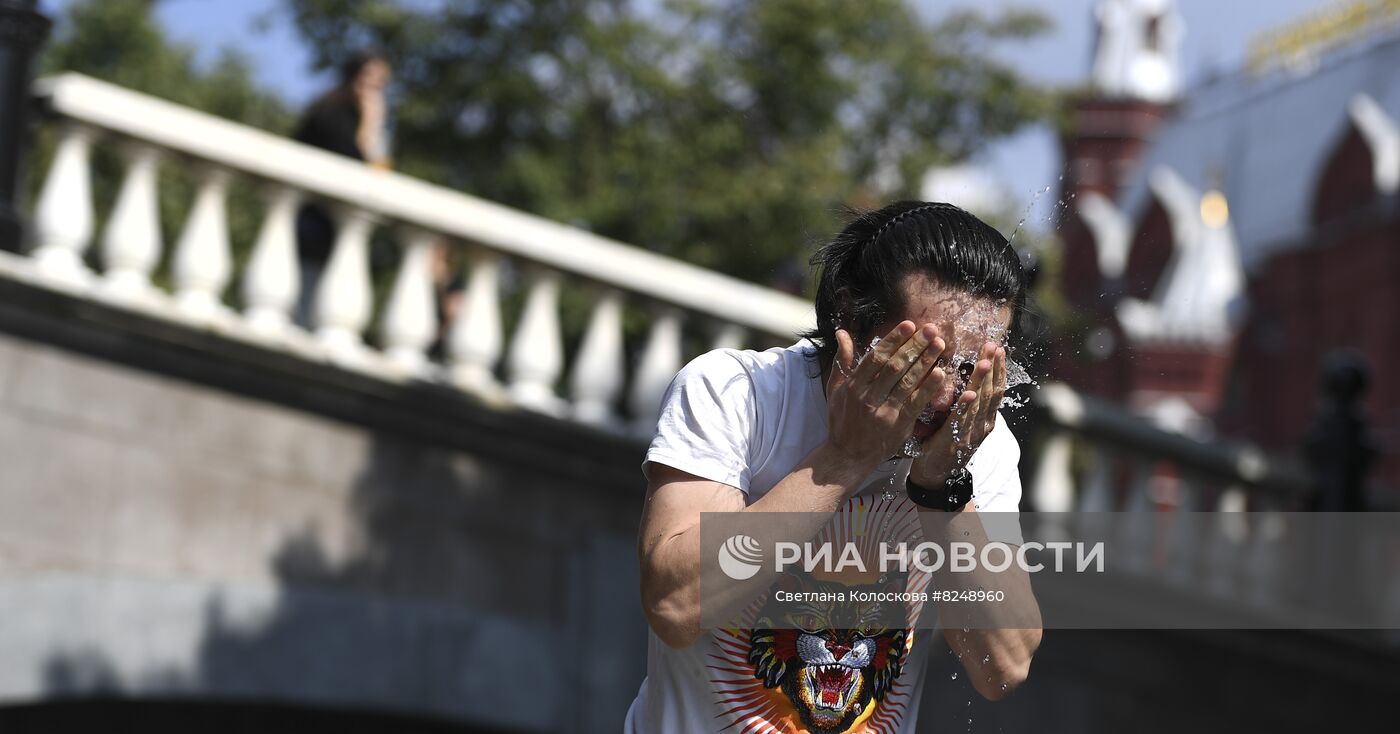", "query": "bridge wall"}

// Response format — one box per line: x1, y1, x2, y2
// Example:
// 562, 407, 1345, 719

3, 276, 1399, 734
0, 276, 649, 733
